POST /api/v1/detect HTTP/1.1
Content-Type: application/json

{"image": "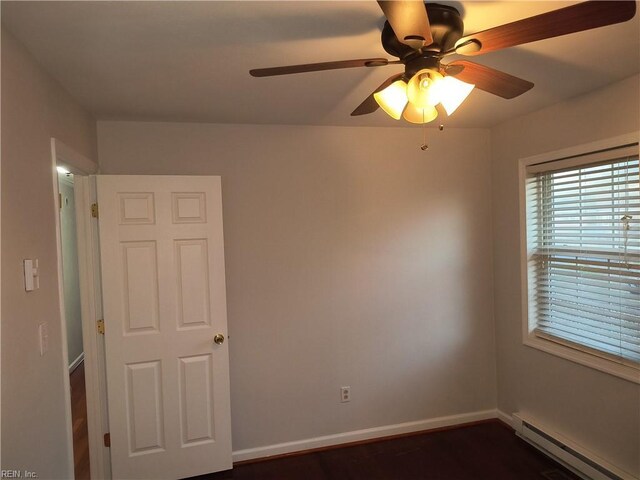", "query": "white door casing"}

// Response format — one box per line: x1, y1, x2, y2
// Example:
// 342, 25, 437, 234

97, 175, 232, 479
